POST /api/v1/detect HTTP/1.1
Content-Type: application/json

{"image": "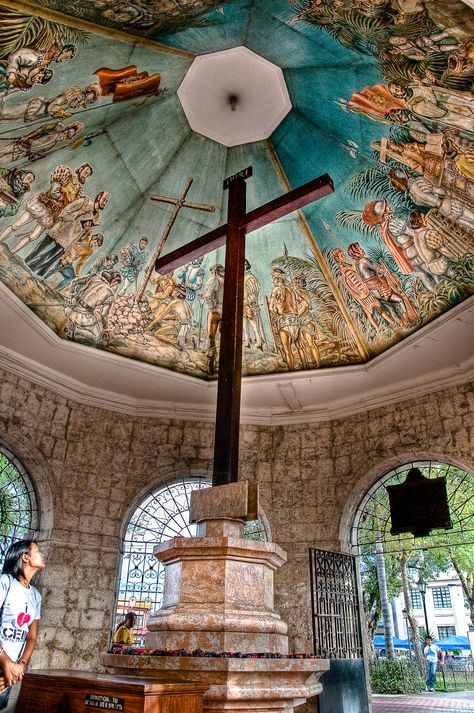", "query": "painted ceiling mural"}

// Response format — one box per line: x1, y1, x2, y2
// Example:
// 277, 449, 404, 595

0, 0, 472, 380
